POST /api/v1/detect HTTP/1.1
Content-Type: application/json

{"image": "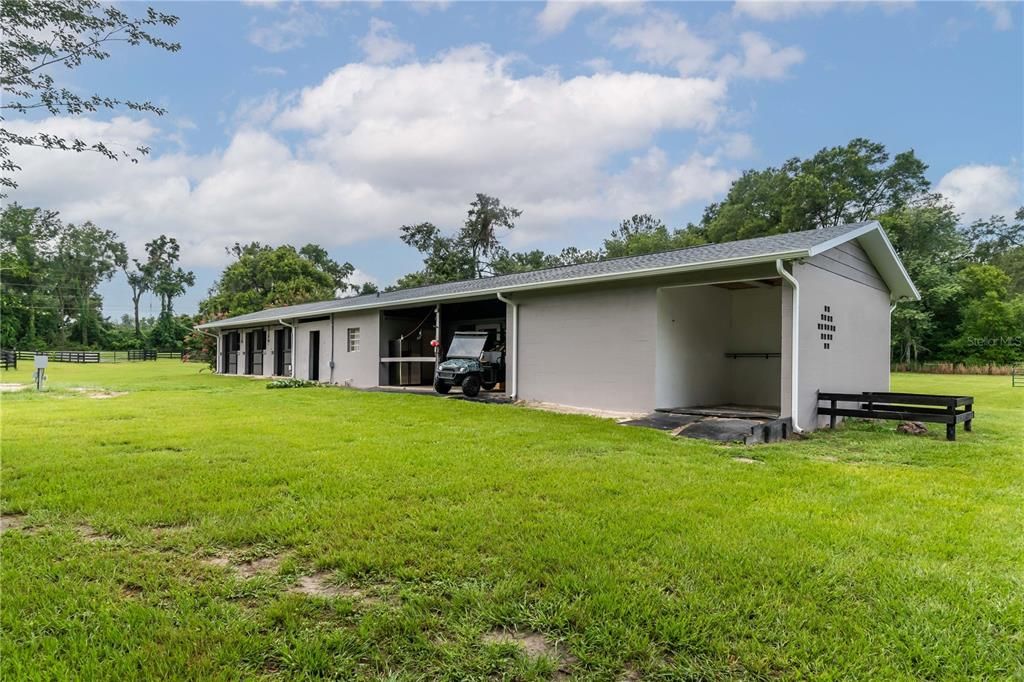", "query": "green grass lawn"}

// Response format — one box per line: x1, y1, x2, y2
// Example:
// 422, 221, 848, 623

1, 362, 1021, 680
